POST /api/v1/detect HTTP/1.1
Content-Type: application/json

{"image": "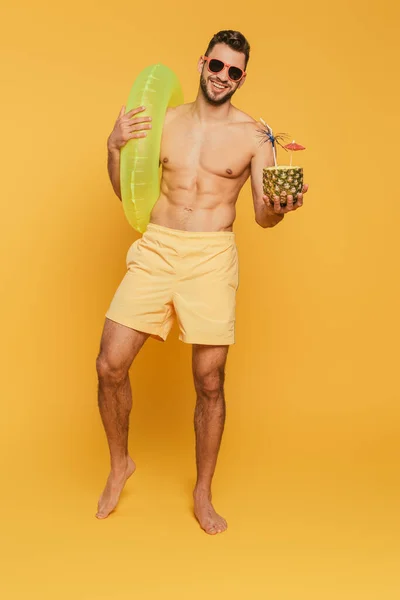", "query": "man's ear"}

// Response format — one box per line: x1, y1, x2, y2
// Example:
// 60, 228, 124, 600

197, 56, 205, 75
238, 74, 247, 89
